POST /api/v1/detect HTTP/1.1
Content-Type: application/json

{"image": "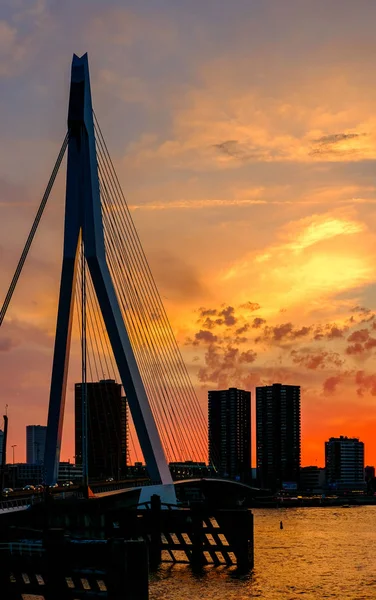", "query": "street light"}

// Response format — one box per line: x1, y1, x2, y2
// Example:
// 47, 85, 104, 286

11, 445, 17, 489
11, 444, 17, 465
